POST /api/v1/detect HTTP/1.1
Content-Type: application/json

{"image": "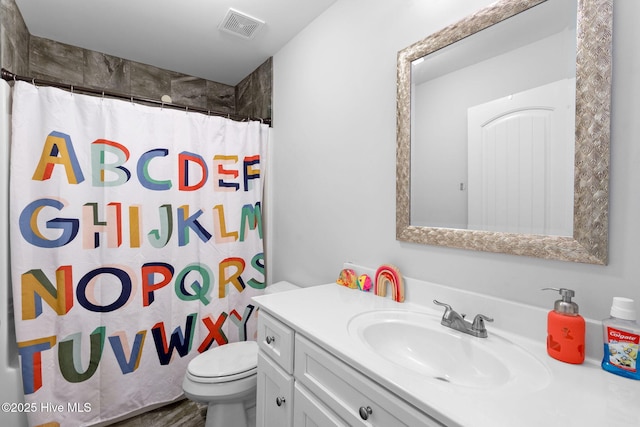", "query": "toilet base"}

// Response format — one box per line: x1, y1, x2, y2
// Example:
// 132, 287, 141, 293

202, 394, 255, 427
183, 376, 256, 427
205, 401, 248, 427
